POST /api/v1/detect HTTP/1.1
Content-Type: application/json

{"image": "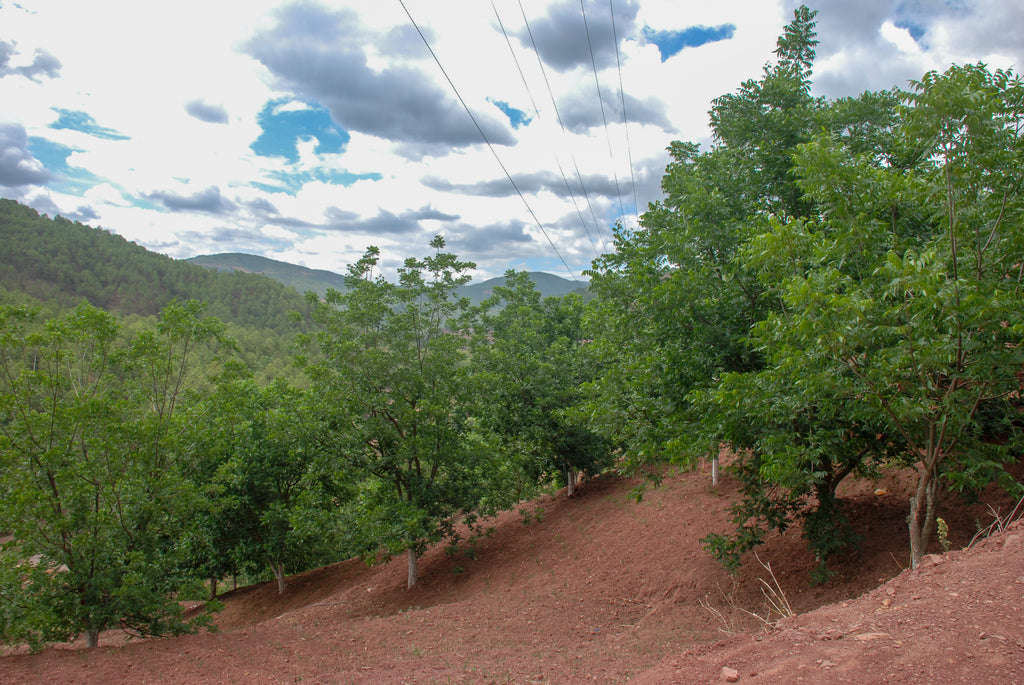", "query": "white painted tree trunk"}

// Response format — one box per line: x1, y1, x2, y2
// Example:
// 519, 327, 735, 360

567, 468, 577, 497
408, 547, 418, 588
86, 629, 100, 648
